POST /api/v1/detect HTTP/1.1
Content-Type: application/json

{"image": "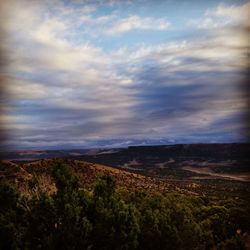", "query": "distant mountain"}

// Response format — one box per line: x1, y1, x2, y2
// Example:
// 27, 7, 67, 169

0, 148, 122, 162
1, 143, 249, 162
127, 143, 250, 159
